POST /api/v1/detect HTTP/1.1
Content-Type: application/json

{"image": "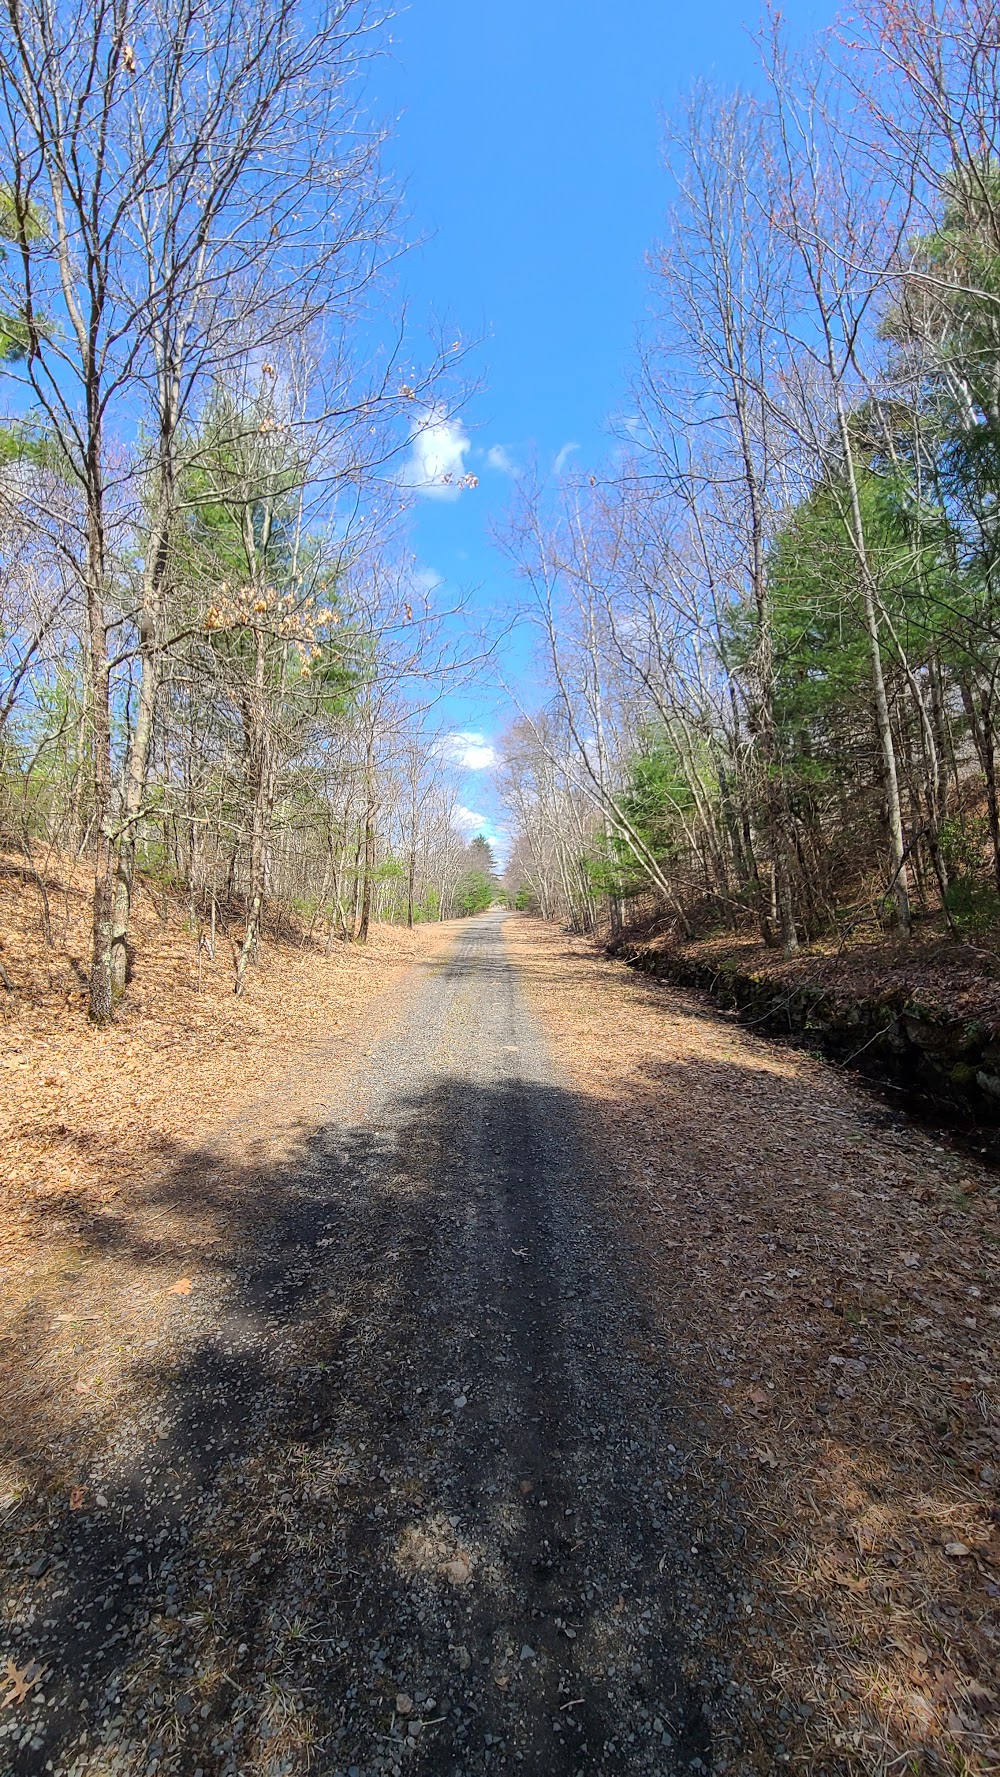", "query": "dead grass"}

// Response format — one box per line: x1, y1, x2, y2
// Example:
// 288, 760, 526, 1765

508, 914, 1000, 1777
